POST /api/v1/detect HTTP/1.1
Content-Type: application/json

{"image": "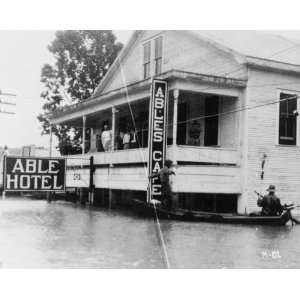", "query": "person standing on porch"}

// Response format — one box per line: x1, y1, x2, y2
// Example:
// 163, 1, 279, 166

130, 128, 137, 149
123, 129, 130, 150
101, 124, 112, 152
